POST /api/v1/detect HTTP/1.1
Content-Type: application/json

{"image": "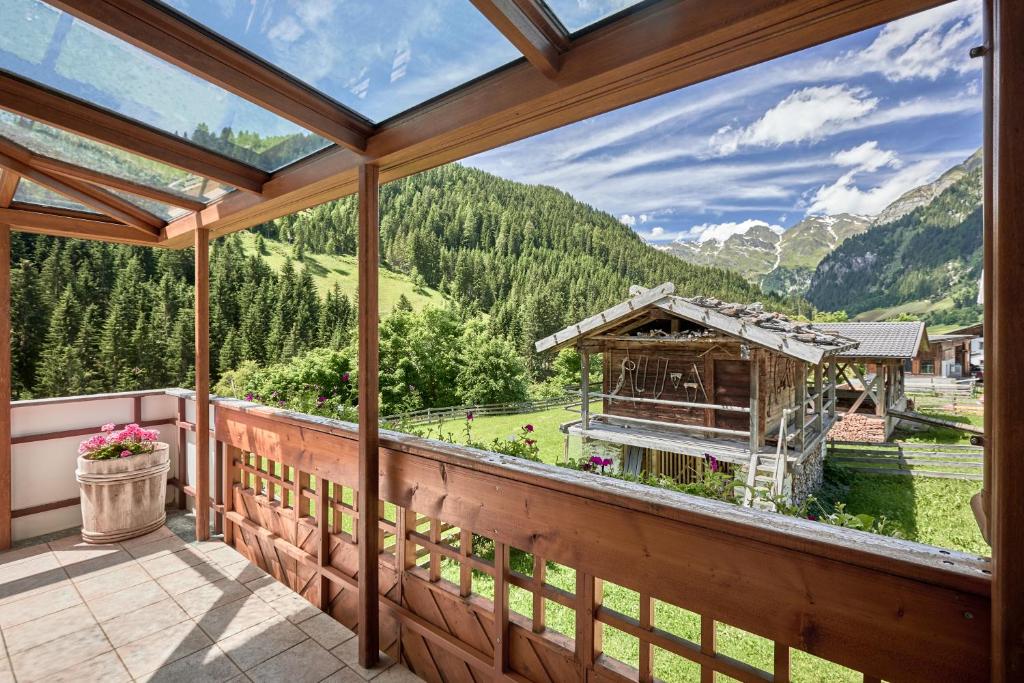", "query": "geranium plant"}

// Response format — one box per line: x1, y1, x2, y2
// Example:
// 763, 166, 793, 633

78, 423, 161, 461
